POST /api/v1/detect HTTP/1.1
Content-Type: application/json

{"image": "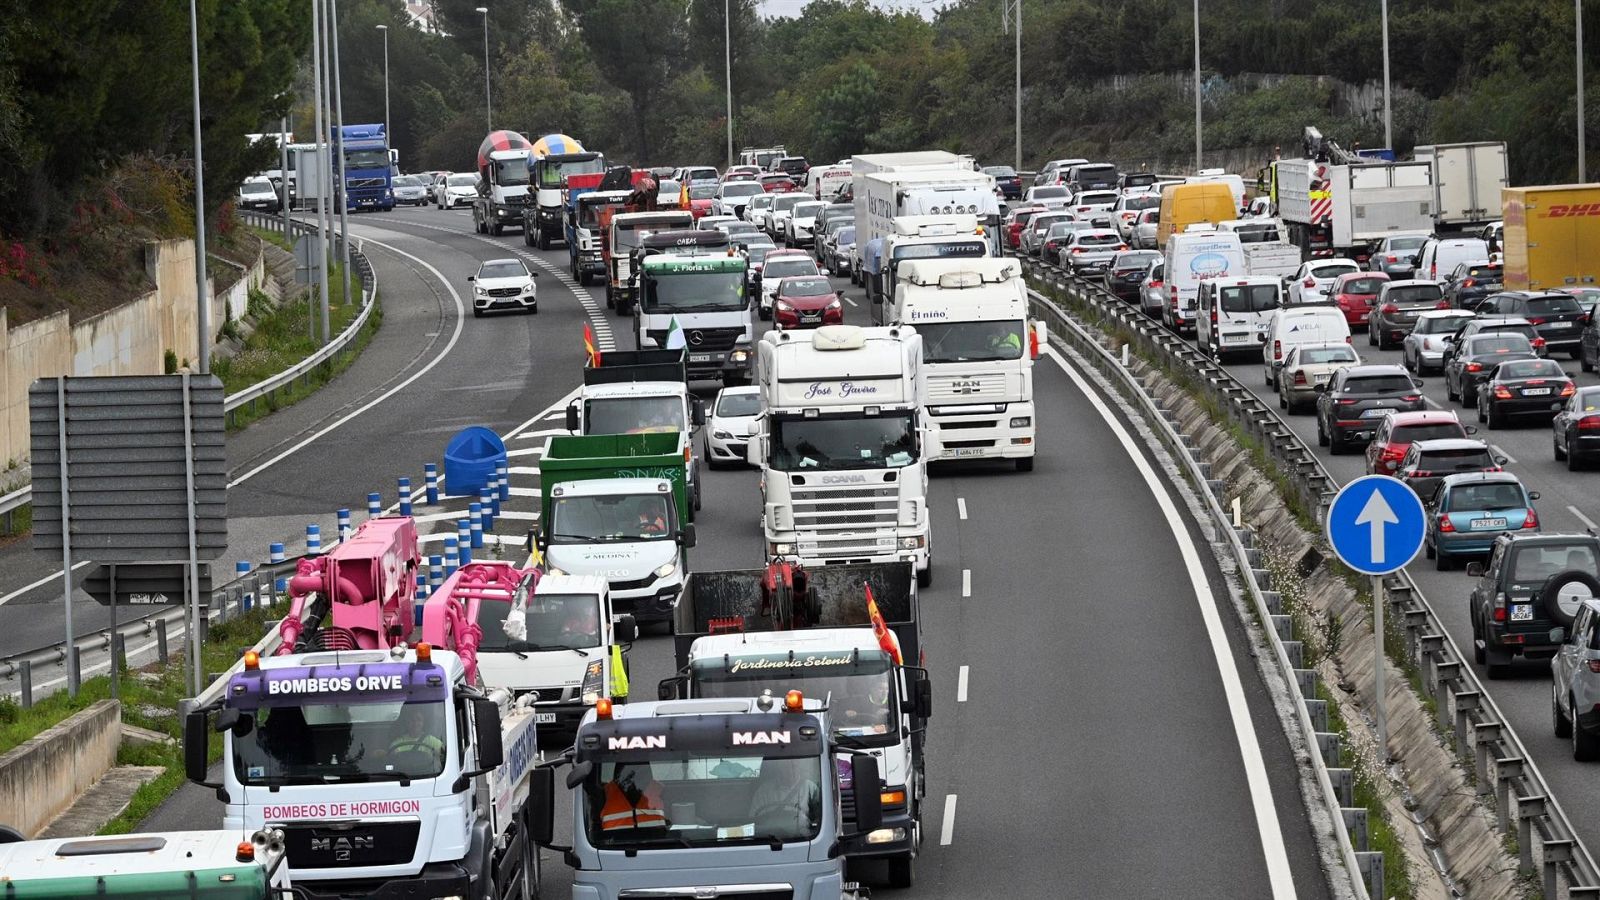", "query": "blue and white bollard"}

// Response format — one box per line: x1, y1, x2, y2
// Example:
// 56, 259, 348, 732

488, 477, 503, 518
479, 488, 495, 531
269, 542, 286, 564
337, 508, 352, 541
237, 561, 253, 612
444, 536, 460, 577
415, 571, 429, 601
367, 492, 382, 518
306, 524, 322, 554
469, 503, 485, 549
457, 520, 473, 566
398, 477, 413, 517
496, 463, 510, 502
273, 577, 288, 606
424, 463, 440, 505
428, 555, 444, 592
